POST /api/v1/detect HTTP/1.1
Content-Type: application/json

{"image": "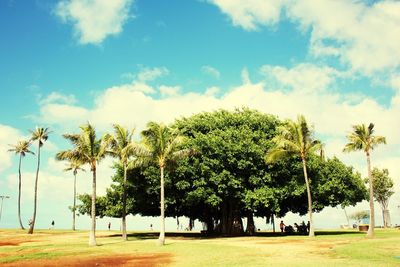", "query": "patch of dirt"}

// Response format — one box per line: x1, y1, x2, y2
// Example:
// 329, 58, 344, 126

0, 240, 31, 247
2, 253, 173, 267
